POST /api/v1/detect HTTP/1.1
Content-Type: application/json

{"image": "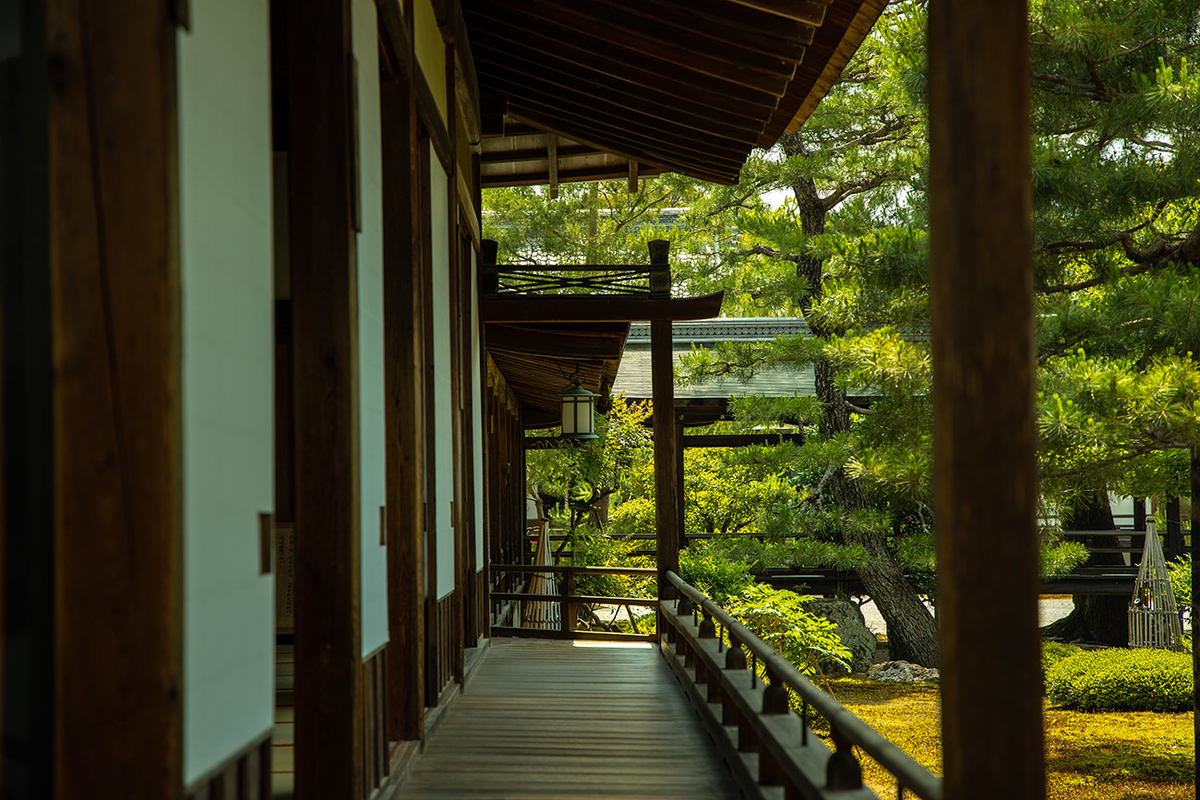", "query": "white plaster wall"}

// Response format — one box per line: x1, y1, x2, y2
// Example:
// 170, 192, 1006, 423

471, 250, 485, 567
178, 0, 275, 784
353, 0, 390, 658
430, 147, 457, 598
